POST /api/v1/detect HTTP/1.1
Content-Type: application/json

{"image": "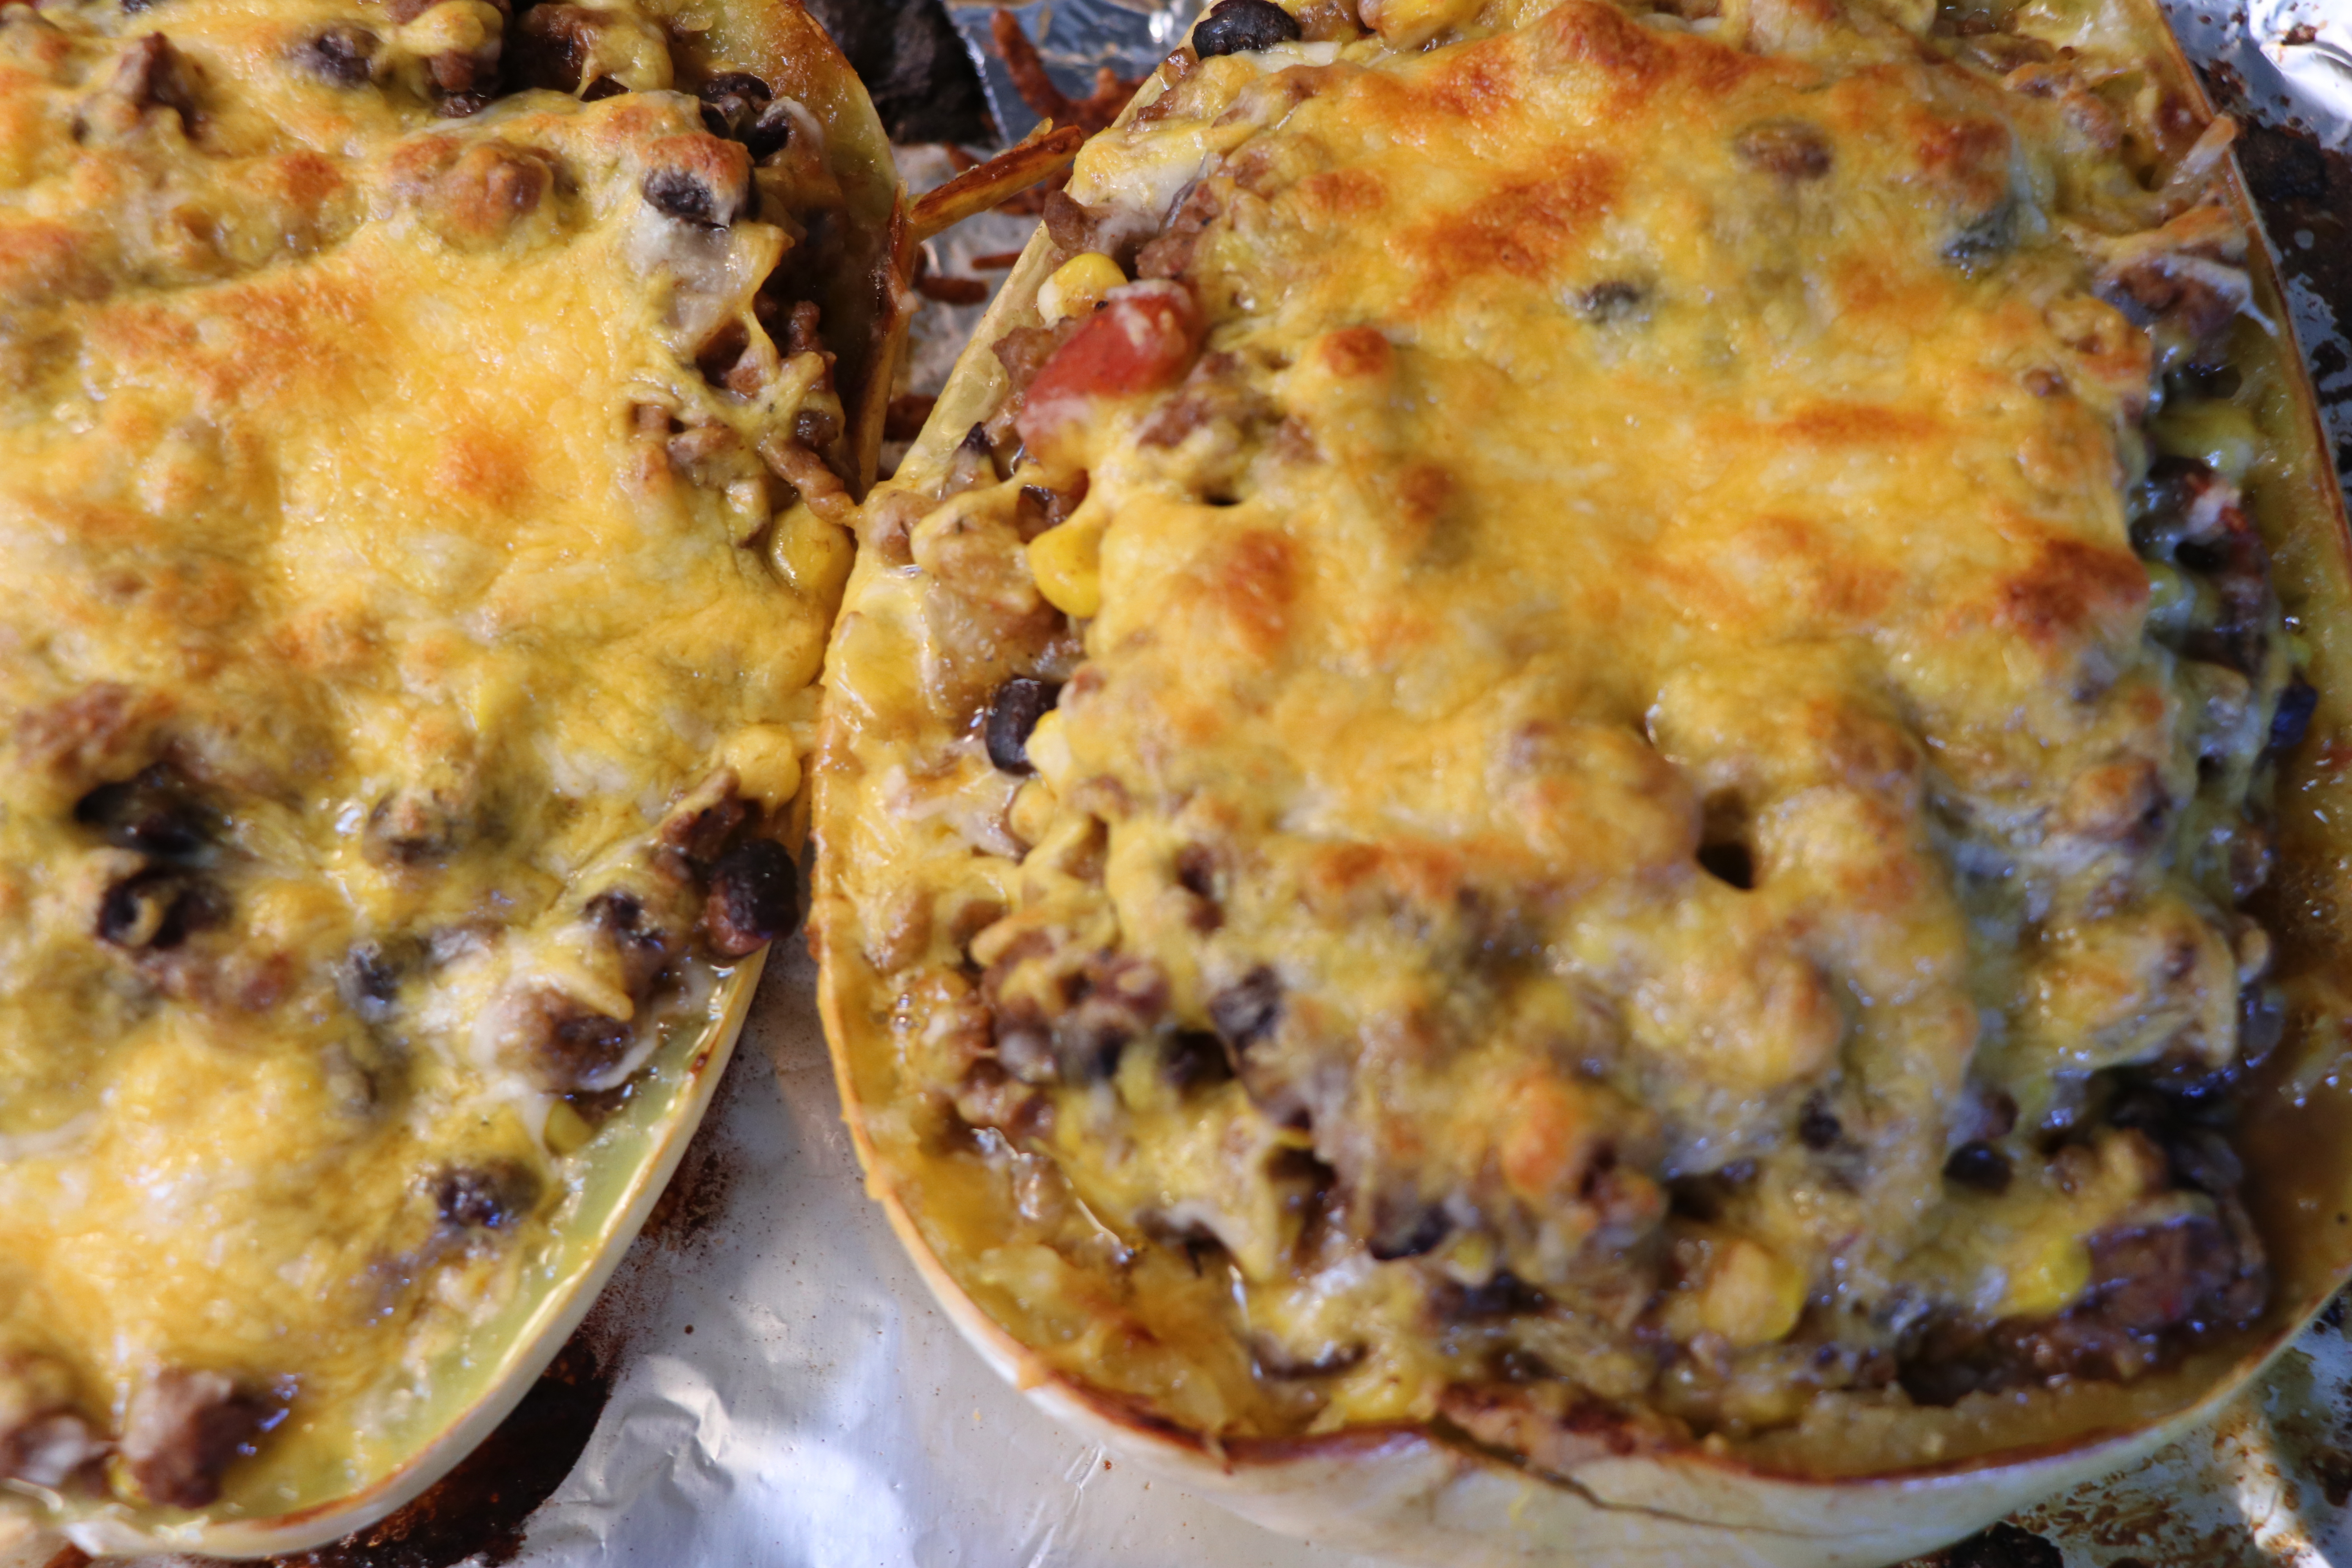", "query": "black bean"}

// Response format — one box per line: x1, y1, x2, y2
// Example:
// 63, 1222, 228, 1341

2165, 1127, 2245, 1197
1250, 1334, 1367, 1379
539, 1002, 633, 1092
437, 89, 492, 118
1430, 1270, 1548, 1321
1159, 1031, 1232, 1091
1696, 839, 1754, 889
433, 1160, 540, 1230
96, 867, 219, 951
1797, 1094, 1842, 1151
699, 99, 742, 138
581, 74, 627, 100
1573, 280, 1647, 322
1943, 200, 2016, 268
1194, 0, 1301, 58
697, 75, 771, 139
365, 787, 465, 866
343, 939, 408, 1020
1943, 1140, 2013, 1194
1058, 957, 1169, 1082
700, 71, 773, 103
704, 838, 799, 957
743, 100, 795, 160
293, 24, 377, 86
585, 889, 645, 933
643, 166, 731, 226
1174, 844, 1218, 898
114, 33, 198, 123
1367, 1197, 1451, 1261
984, 677, 1060, 774
2272, 674, 2319, 754
584, 888, 676, 994
120, 1370, 263, 1510
74, 765, 208, 857
1209, 965, 1283, 1053
1733, 120, 1831, 180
